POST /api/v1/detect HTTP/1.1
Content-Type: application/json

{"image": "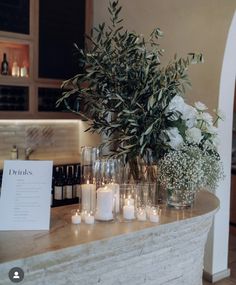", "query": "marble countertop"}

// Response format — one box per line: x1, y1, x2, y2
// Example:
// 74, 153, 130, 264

0, 191, 219, 264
